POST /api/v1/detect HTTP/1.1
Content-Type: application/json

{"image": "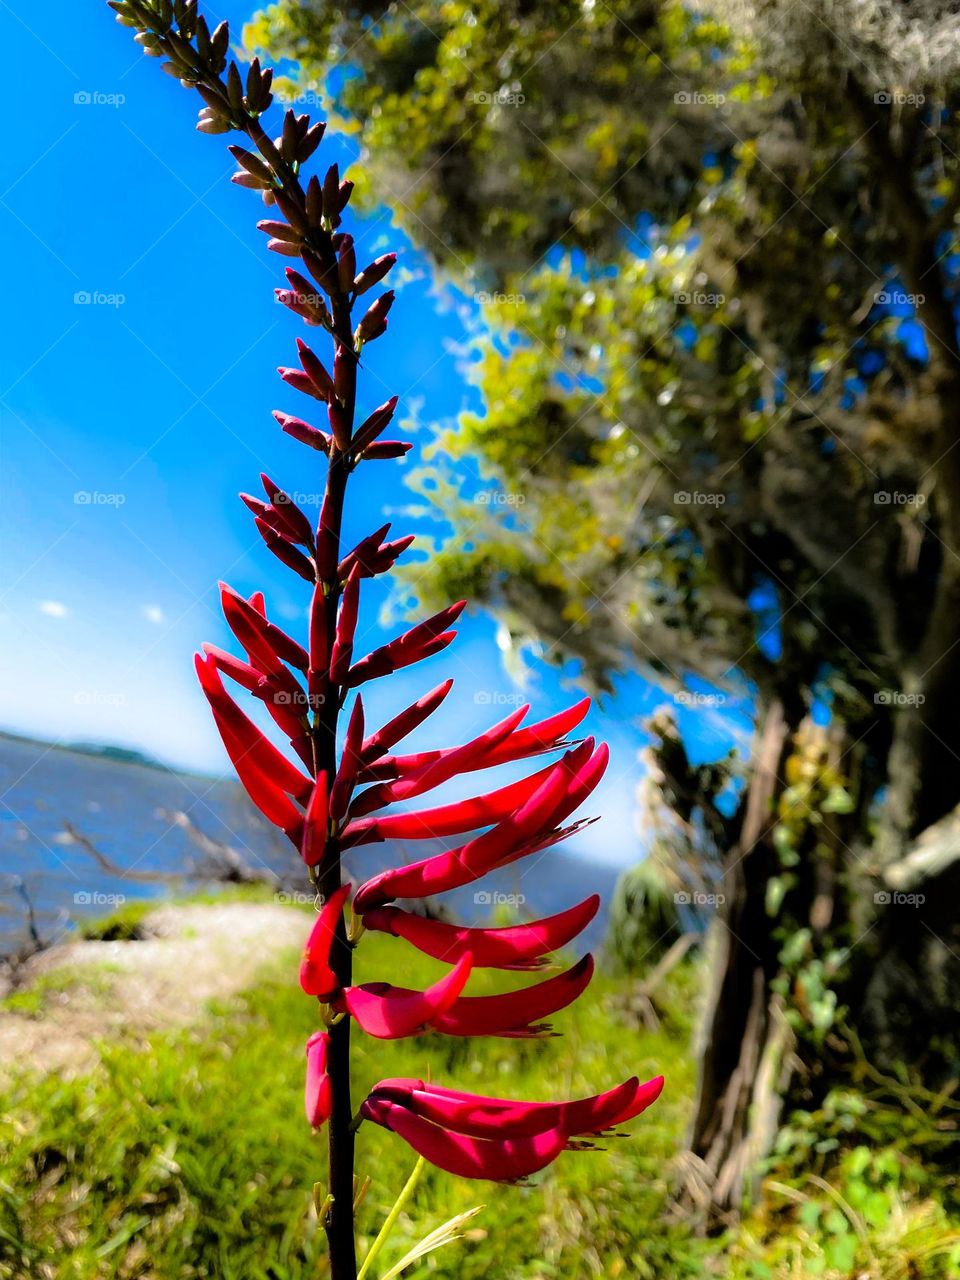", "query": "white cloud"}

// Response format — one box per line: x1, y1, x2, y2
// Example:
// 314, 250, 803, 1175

142, 604, 165, 625
39, 600, 68, 618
